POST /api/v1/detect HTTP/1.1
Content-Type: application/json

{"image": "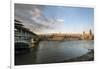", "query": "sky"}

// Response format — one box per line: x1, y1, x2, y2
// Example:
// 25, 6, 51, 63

15, 4, 94, 34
